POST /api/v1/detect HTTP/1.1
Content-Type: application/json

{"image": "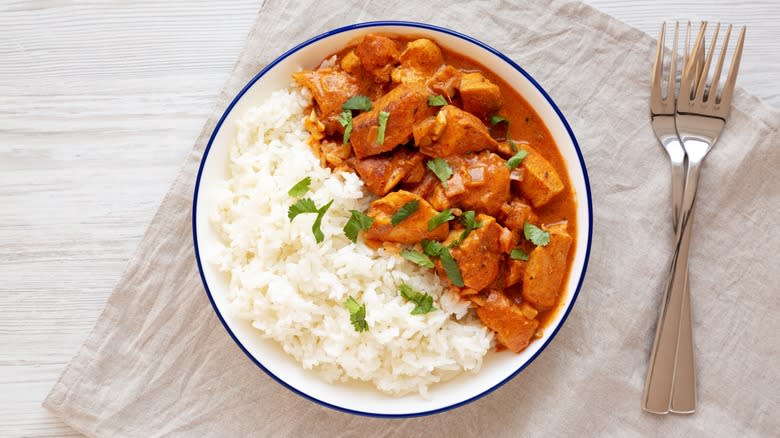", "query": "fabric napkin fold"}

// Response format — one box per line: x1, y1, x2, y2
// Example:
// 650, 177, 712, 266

44, 0, 780, 436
